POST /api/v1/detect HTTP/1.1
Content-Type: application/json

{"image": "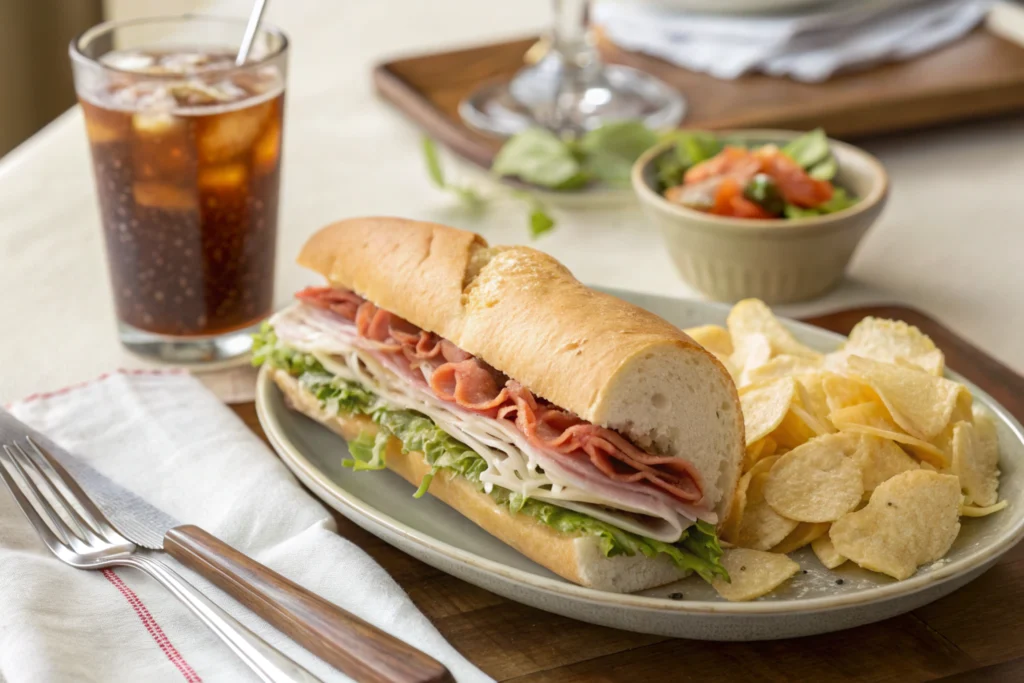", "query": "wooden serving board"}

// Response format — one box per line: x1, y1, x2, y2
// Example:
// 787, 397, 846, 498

373, 28, 1024, 169
232, 305, 1024, 682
